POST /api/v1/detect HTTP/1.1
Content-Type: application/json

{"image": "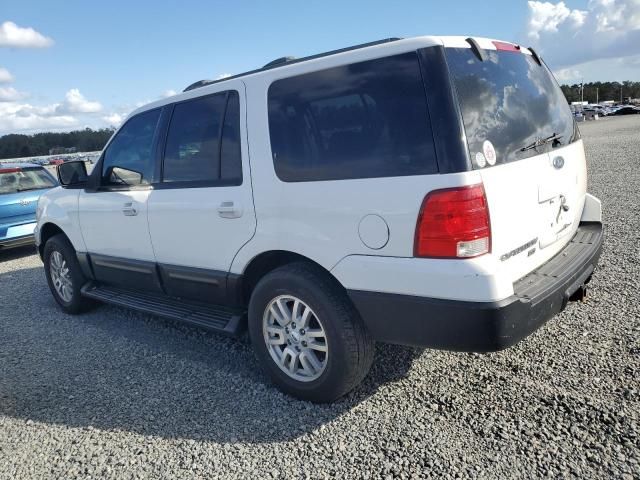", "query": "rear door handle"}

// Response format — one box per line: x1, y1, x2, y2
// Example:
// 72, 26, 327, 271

122, 202, 138, 216
218, 201, 242, 219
